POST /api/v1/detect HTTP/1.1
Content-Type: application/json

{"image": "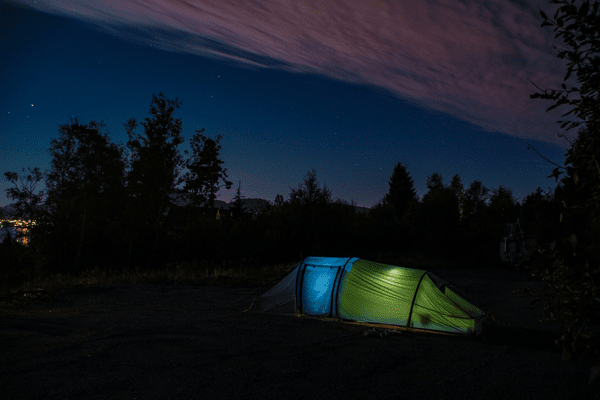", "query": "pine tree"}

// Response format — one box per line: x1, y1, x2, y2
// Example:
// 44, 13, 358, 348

425, 172, 444, 192
419, 172, 460, 258
462, 180, 489, 220
230, 180, 247, 221
384, 162, 417, 220
288, 169, 332, 206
